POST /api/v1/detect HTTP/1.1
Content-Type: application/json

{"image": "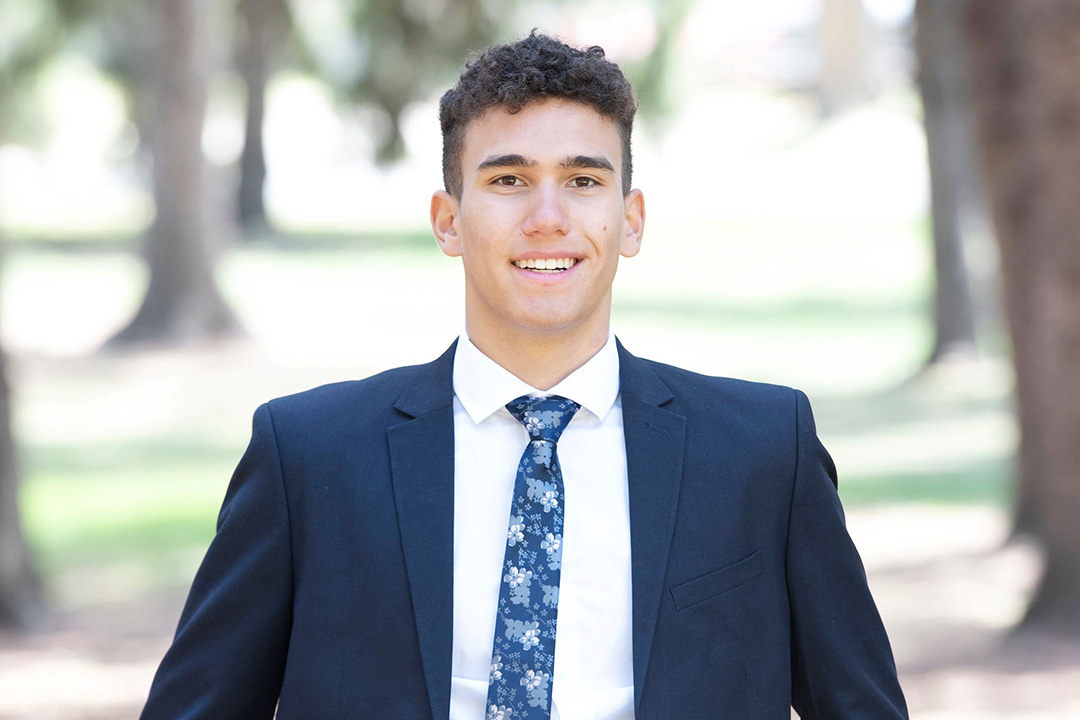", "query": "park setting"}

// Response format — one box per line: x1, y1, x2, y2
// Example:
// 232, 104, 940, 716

1, 1, 1079, 718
